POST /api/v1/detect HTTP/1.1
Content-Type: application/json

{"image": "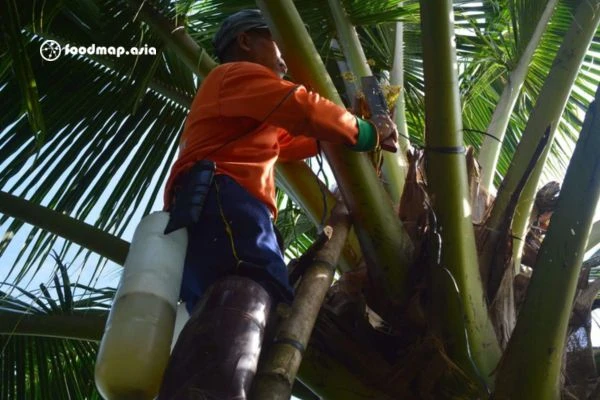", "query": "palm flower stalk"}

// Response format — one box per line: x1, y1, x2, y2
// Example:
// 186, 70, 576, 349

477, 0, 558, 191
276, 162, 362, 272
493, 84, 600, 400
327, 0, 406, 207
419, 0, 501, 388
485, 0, 600, 273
